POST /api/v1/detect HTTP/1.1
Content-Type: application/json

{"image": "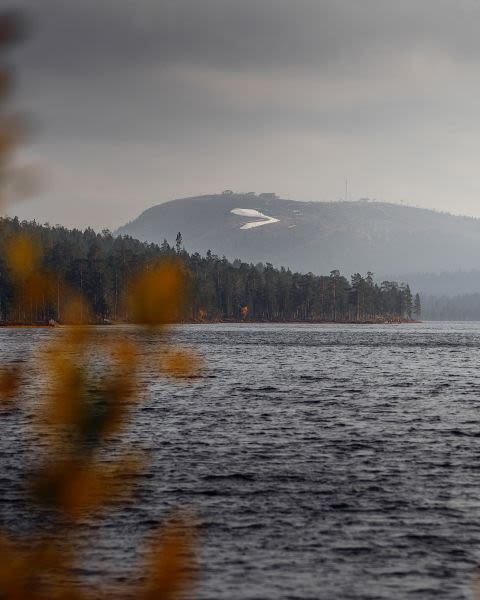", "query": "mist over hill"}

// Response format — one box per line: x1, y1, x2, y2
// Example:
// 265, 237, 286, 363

116, 193, 480, 287
390, 270, 480, 297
